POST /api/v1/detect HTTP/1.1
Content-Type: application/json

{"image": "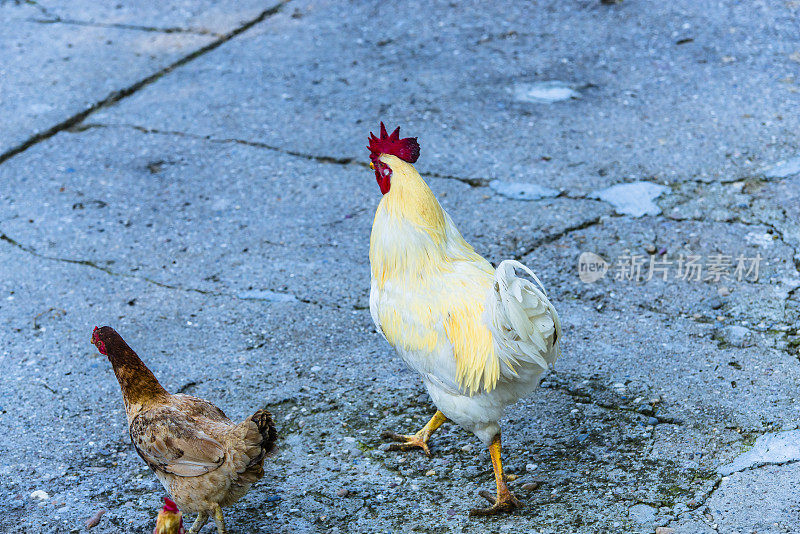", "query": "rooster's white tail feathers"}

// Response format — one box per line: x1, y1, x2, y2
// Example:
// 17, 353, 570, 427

489, 260, 561, 383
